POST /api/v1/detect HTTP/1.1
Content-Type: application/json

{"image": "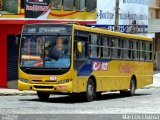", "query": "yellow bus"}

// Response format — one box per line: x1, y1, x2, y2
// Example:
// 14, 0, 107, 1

18, 23, 153, 102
